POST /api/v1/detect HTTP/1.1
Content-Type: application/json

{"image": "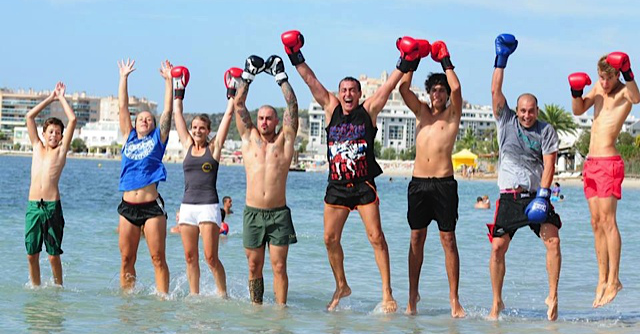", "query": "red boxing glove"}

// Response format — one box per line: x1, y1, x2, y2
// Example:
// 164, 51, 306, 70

396, 36, 419, 73
171, 66, 190, 100
281, 30, 305, 66
408, 39, 430, 72
568, 72, 591, 98
431, 41, 455, 71
607, 51, 634, 82
224, 67, 243, 99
